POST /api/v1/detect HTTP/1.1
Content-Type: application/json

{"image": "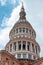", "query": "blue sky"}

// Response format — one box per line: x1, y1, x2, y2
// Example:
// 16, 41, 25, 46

0, 0, 43, 57
0, 0, 19, 26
